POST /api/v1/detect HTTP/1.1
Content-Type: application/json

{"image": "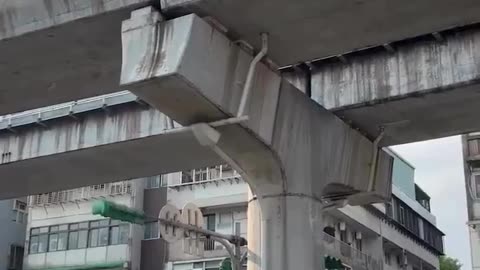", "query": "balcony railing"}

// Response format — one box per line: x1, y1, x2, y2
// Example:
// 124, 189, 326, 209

204, 239, 216, 251
323, 233, 383, 270
169, 165, 243, 189
28, 181, 133, 206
